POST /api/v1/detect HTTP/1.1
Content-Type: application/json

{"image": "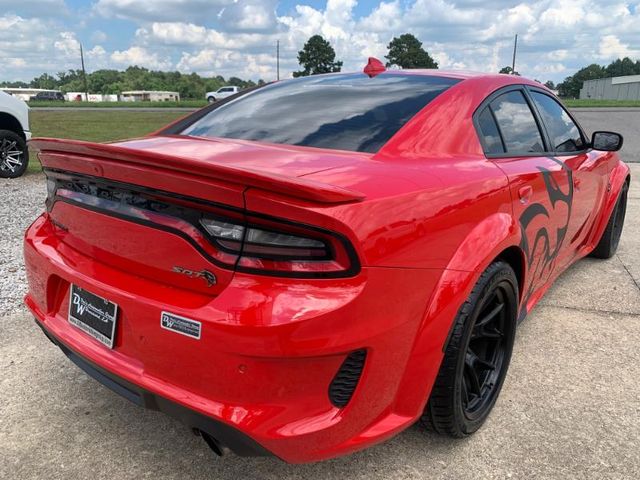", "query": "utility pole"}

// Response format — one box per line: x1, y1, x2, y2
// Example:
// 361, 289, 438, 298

276, 40, 280, 81
511, 34, 518, 75
80, 42, 89, 101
